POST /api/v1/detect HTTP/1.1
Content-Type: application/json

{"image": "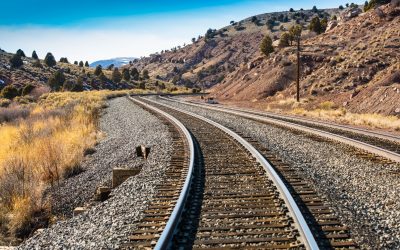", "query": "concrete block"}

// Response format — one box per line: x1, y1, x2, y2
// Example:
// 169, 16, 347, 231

112, 168, 140, 188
